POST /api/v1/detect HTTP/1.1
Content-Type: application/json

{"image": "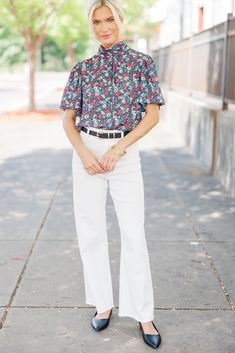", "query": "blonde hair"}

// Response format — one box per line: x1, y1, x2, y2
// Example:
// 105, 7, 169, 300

87, 0, 125, 41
